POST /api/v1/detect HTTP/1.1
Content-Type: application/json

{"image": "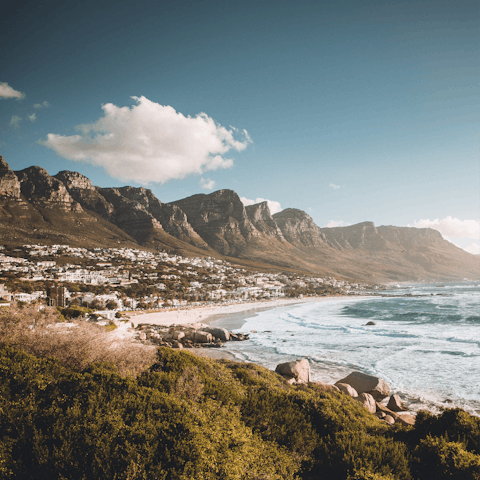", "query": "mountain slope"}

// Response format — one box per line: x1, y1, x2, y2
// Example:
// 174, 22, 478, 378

1, 155, 479, 282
